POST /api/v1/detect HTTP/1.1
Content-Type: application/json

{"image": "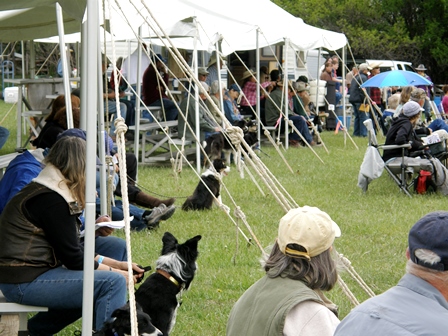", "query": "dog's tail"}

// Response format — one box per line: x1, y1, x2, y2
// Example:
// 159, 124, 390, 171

182, 197, 195, 211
